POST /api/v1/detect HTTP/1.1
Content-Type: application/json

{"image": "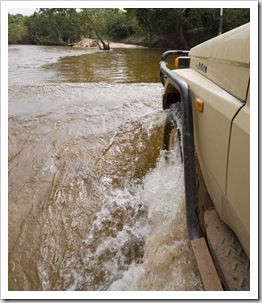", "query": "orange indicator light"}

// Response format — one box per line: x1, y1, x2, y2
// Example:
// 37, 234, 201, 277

174, 57, 179, 69
196, 98, 204, 112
